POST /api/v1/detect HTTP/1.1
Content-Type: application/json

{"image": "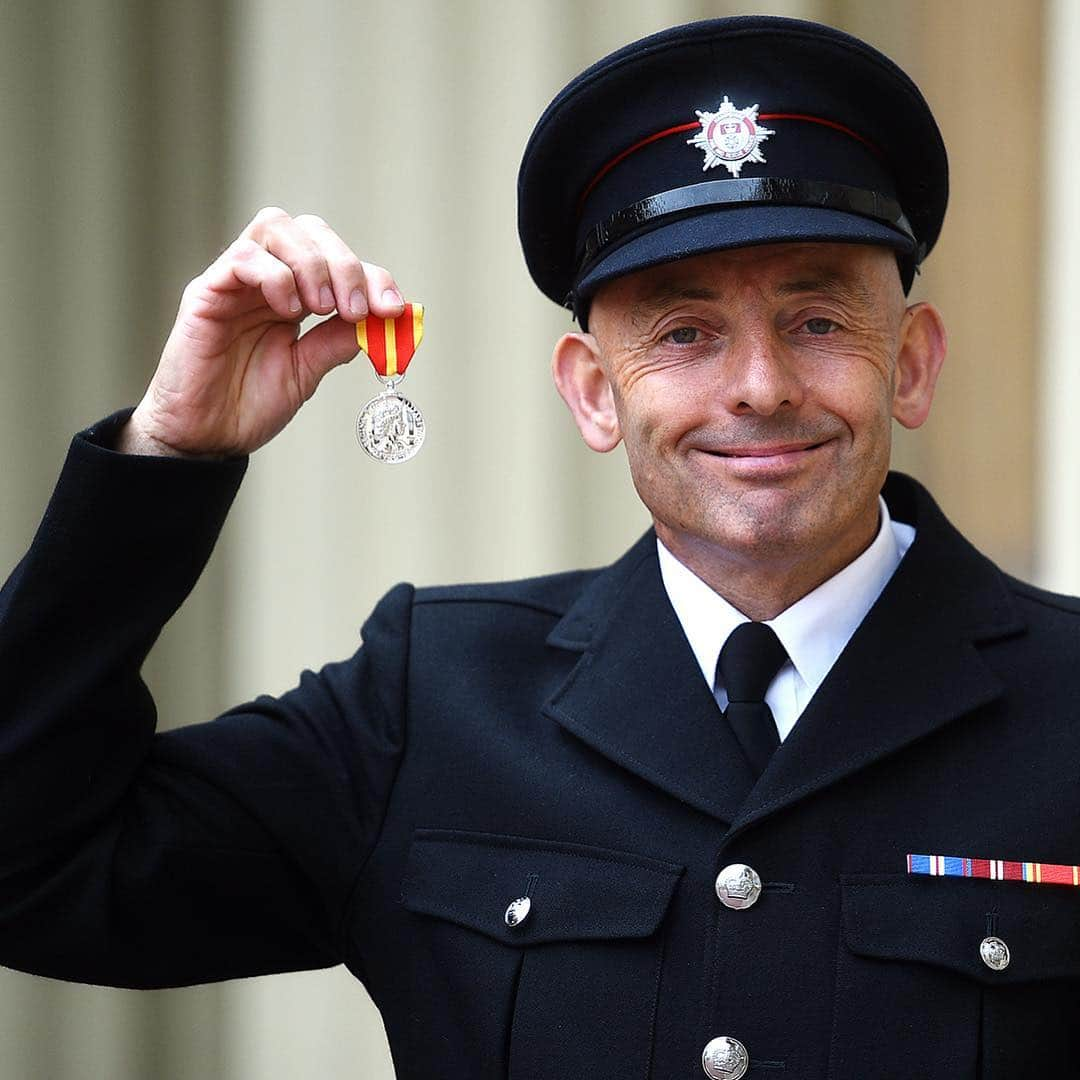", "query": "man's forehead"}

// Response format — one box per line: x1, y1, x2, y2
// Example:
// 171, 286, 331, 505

611, 244, 885, 312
